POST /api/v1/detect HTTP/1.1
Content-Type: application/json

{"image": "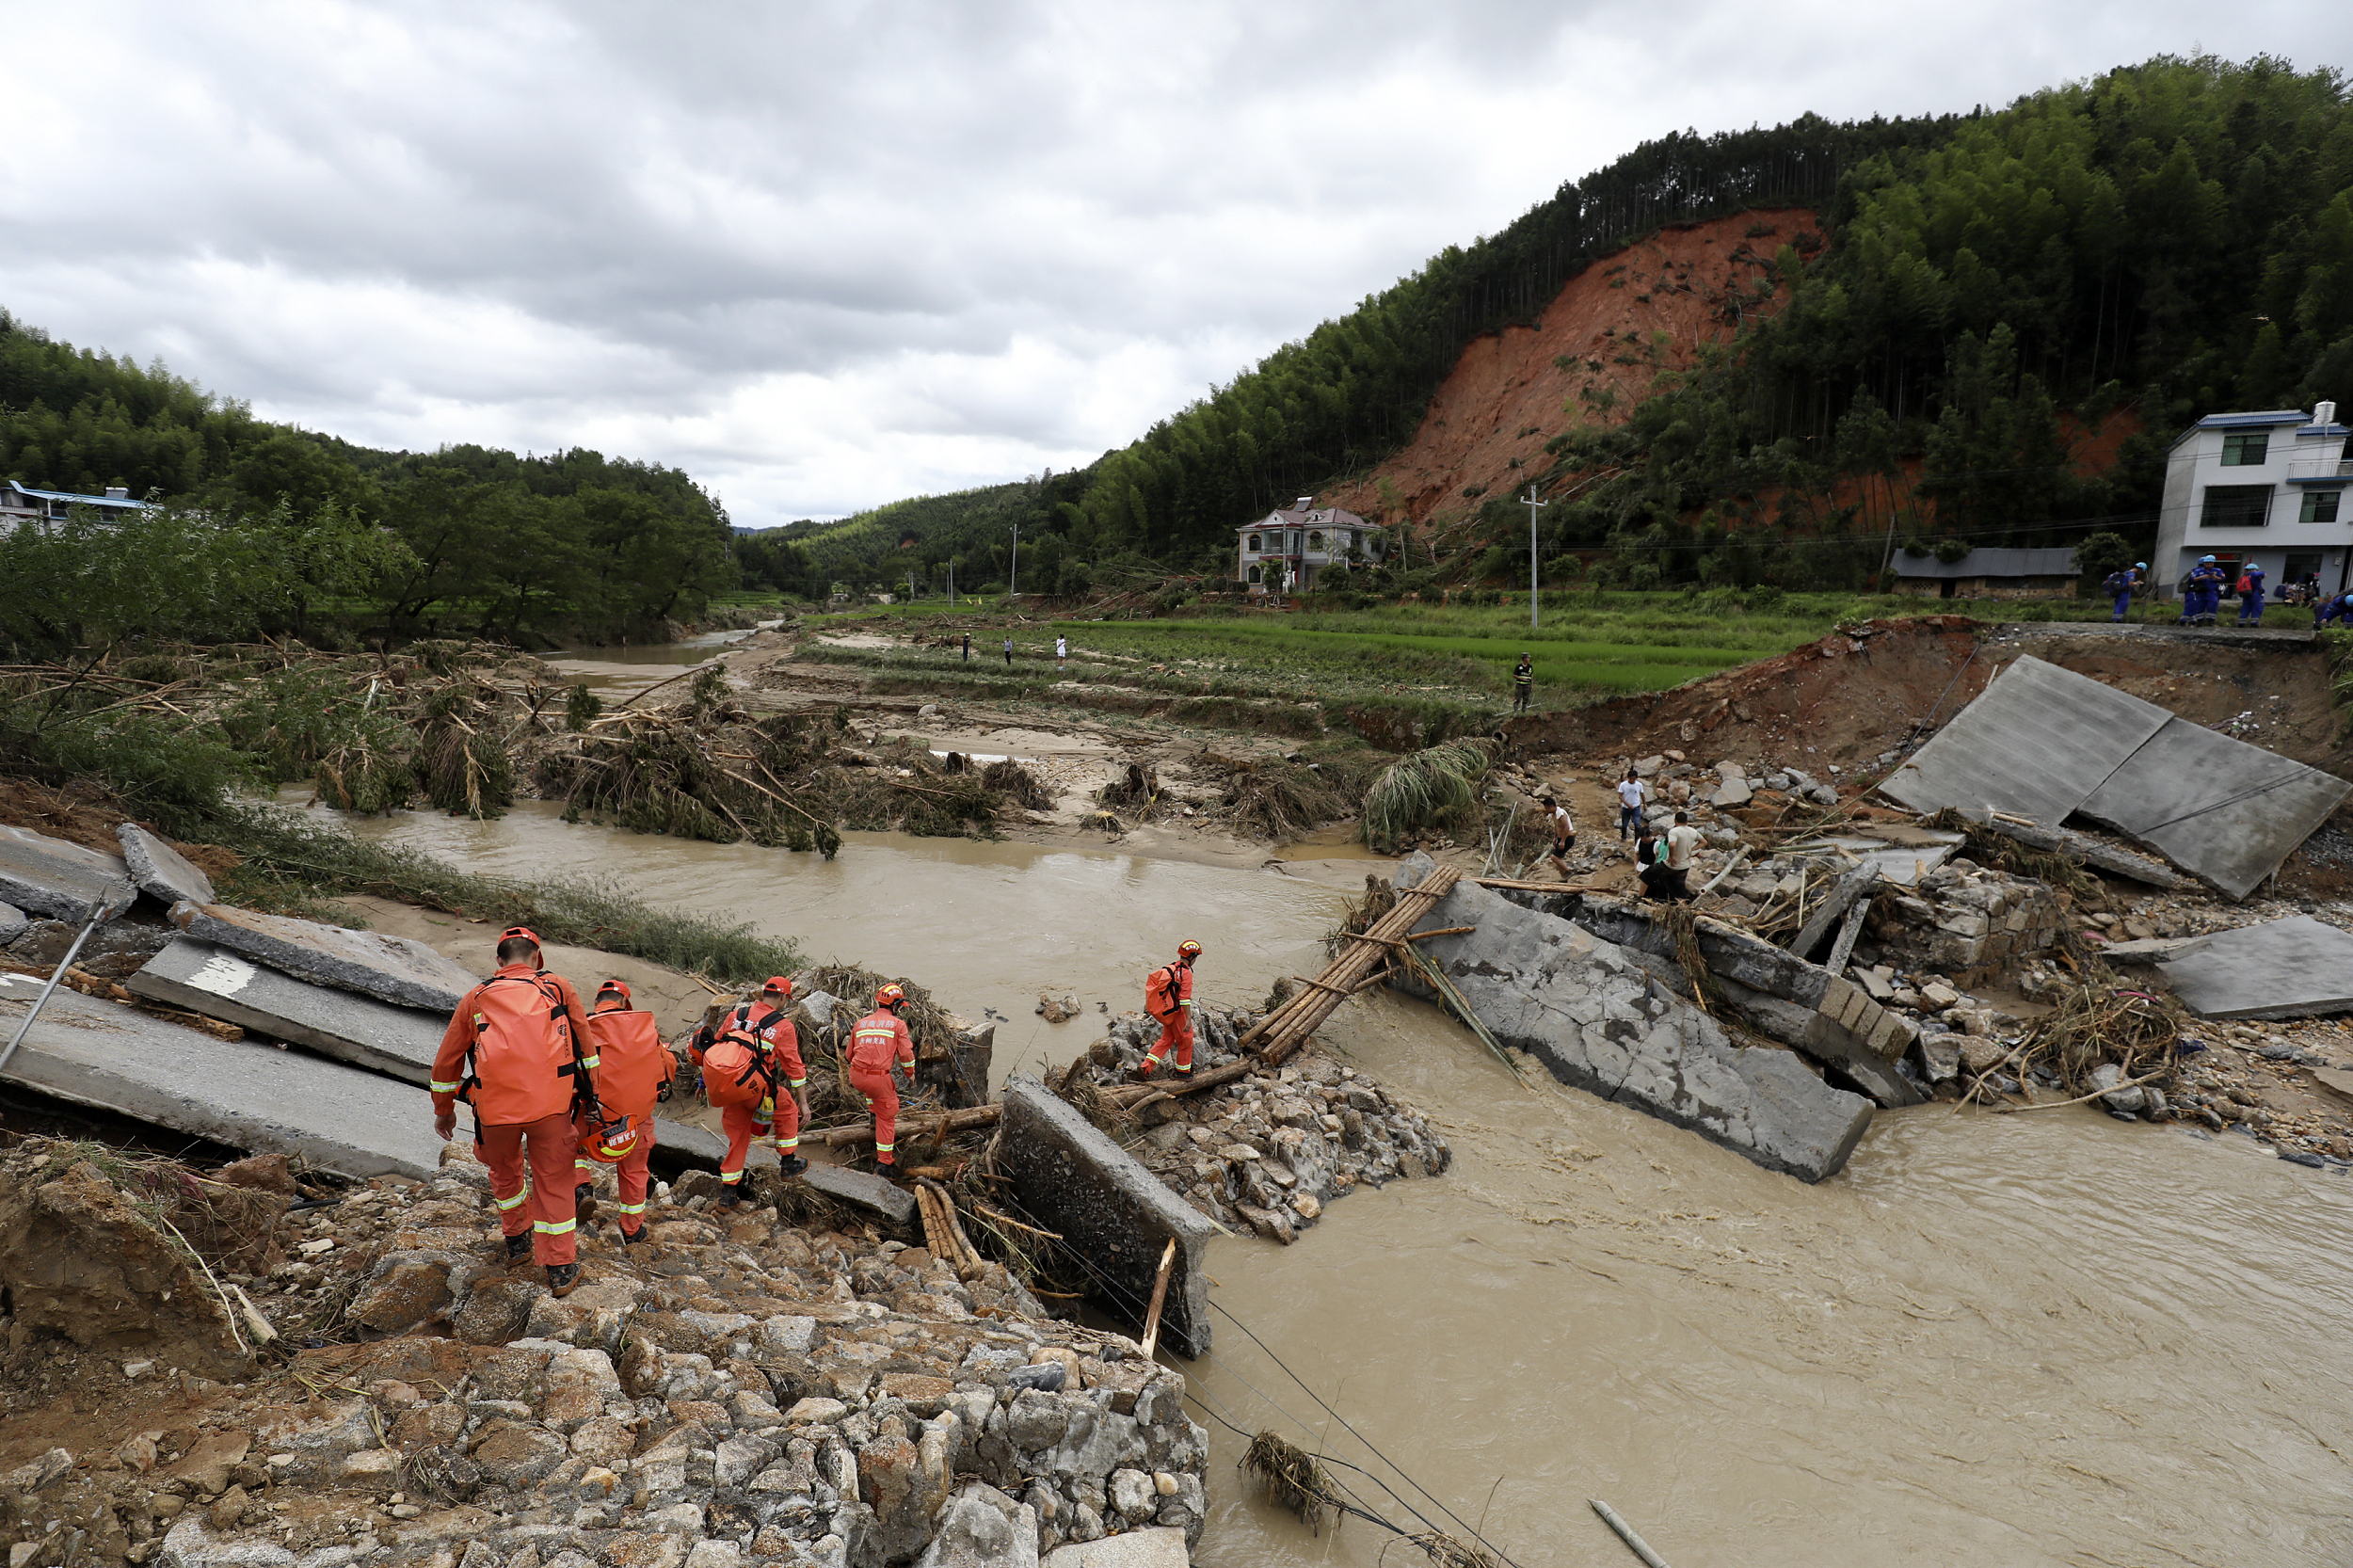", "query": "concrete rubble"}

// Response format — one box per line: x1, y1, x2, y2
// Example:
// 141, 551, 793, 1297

1393, 856, 1874, 1181
1881, 654, 2348, 899
997, 1076, 1218, 1360
0, 823, 137, 924
124, 936, 449, 1082
2146, 915, 2353, 1021
117, 824, 217, 908
167, 904, 479, 1013
0, 1137, 1213, 1568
